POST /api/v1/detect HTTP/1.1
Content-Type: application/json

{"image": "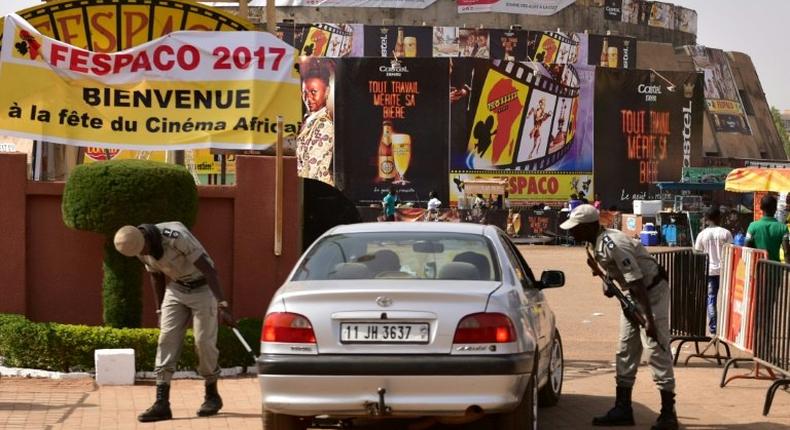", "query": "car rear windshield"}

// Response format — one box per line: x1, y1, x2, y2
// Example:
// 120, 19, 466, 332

293, 232, 500, 281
